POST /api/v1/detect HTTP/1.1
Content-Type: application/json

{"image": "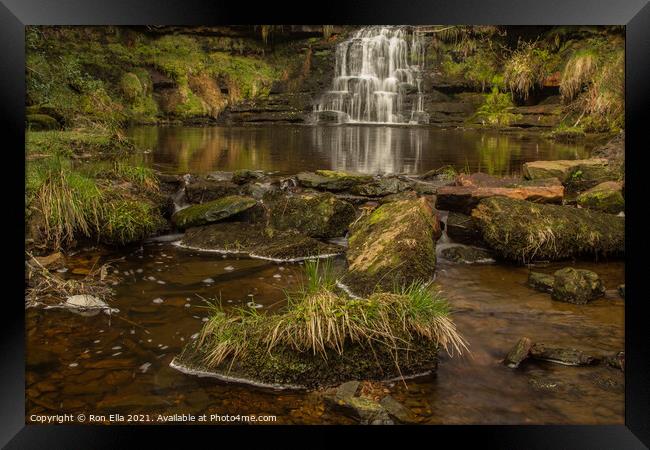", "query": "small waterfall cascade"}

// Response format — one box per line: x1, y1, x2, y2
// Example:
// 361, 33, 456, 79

314, 26, 429, 125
